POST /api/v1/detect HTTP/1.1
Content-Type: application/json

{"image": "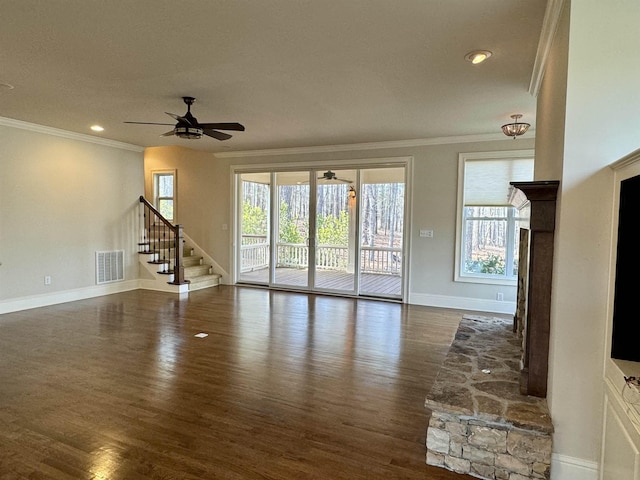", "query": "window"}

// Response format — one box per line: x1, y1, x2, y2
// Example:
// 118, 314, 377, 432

153, 170, 176, 222
455, 151, 533, 284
